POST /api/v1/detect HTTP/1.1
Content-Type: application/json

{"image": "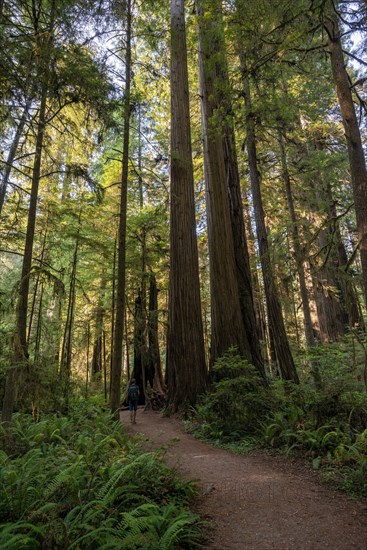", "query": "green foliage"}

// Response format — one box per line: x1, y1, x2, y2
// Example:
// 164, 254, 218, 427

188, 346, 367, 498
260, 376, 367, 496
0, 401, 203, 548
189, 350, 274, 441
